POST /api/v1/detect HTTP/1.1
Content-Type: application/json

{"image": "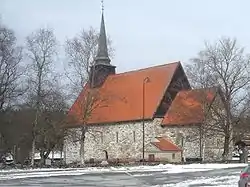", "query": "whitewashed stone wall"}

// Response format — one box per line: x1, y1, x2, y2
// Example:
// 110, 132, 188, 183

64, 118, 165, 164
165, 126, 225, 161
64, 128, 82, 164
164, 126, 200, 158
64, 118, 226, 164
